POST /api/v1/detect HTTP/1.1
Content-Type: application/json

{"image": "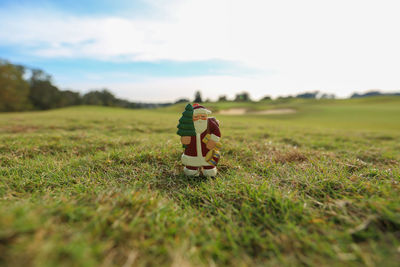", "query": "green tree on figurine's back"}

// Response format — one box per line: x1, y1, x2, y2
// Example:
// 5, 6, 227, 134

177, 104, 196, 147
